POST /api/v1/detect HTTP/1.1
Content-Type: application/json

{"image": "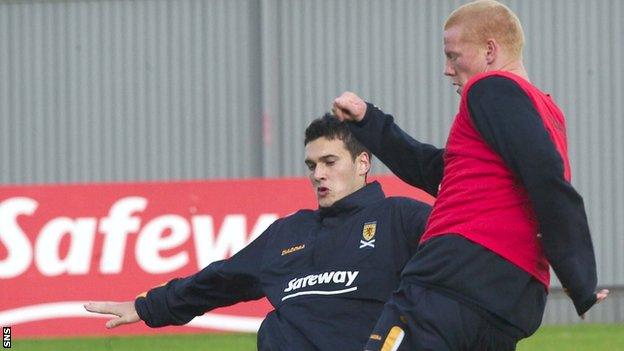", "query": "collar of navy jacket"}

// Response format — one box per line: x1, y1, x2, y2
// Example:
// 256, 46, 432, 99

317, 180, 385, 221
